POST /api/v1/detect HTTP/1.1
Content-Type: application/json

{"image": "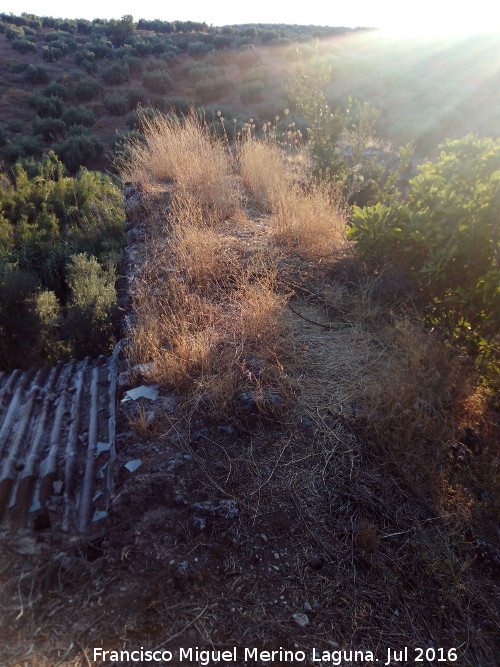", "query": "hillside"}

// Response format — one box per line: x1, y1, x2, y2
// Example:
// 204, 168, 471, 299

0, 12, 499, 176
0, 114, 498, 667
